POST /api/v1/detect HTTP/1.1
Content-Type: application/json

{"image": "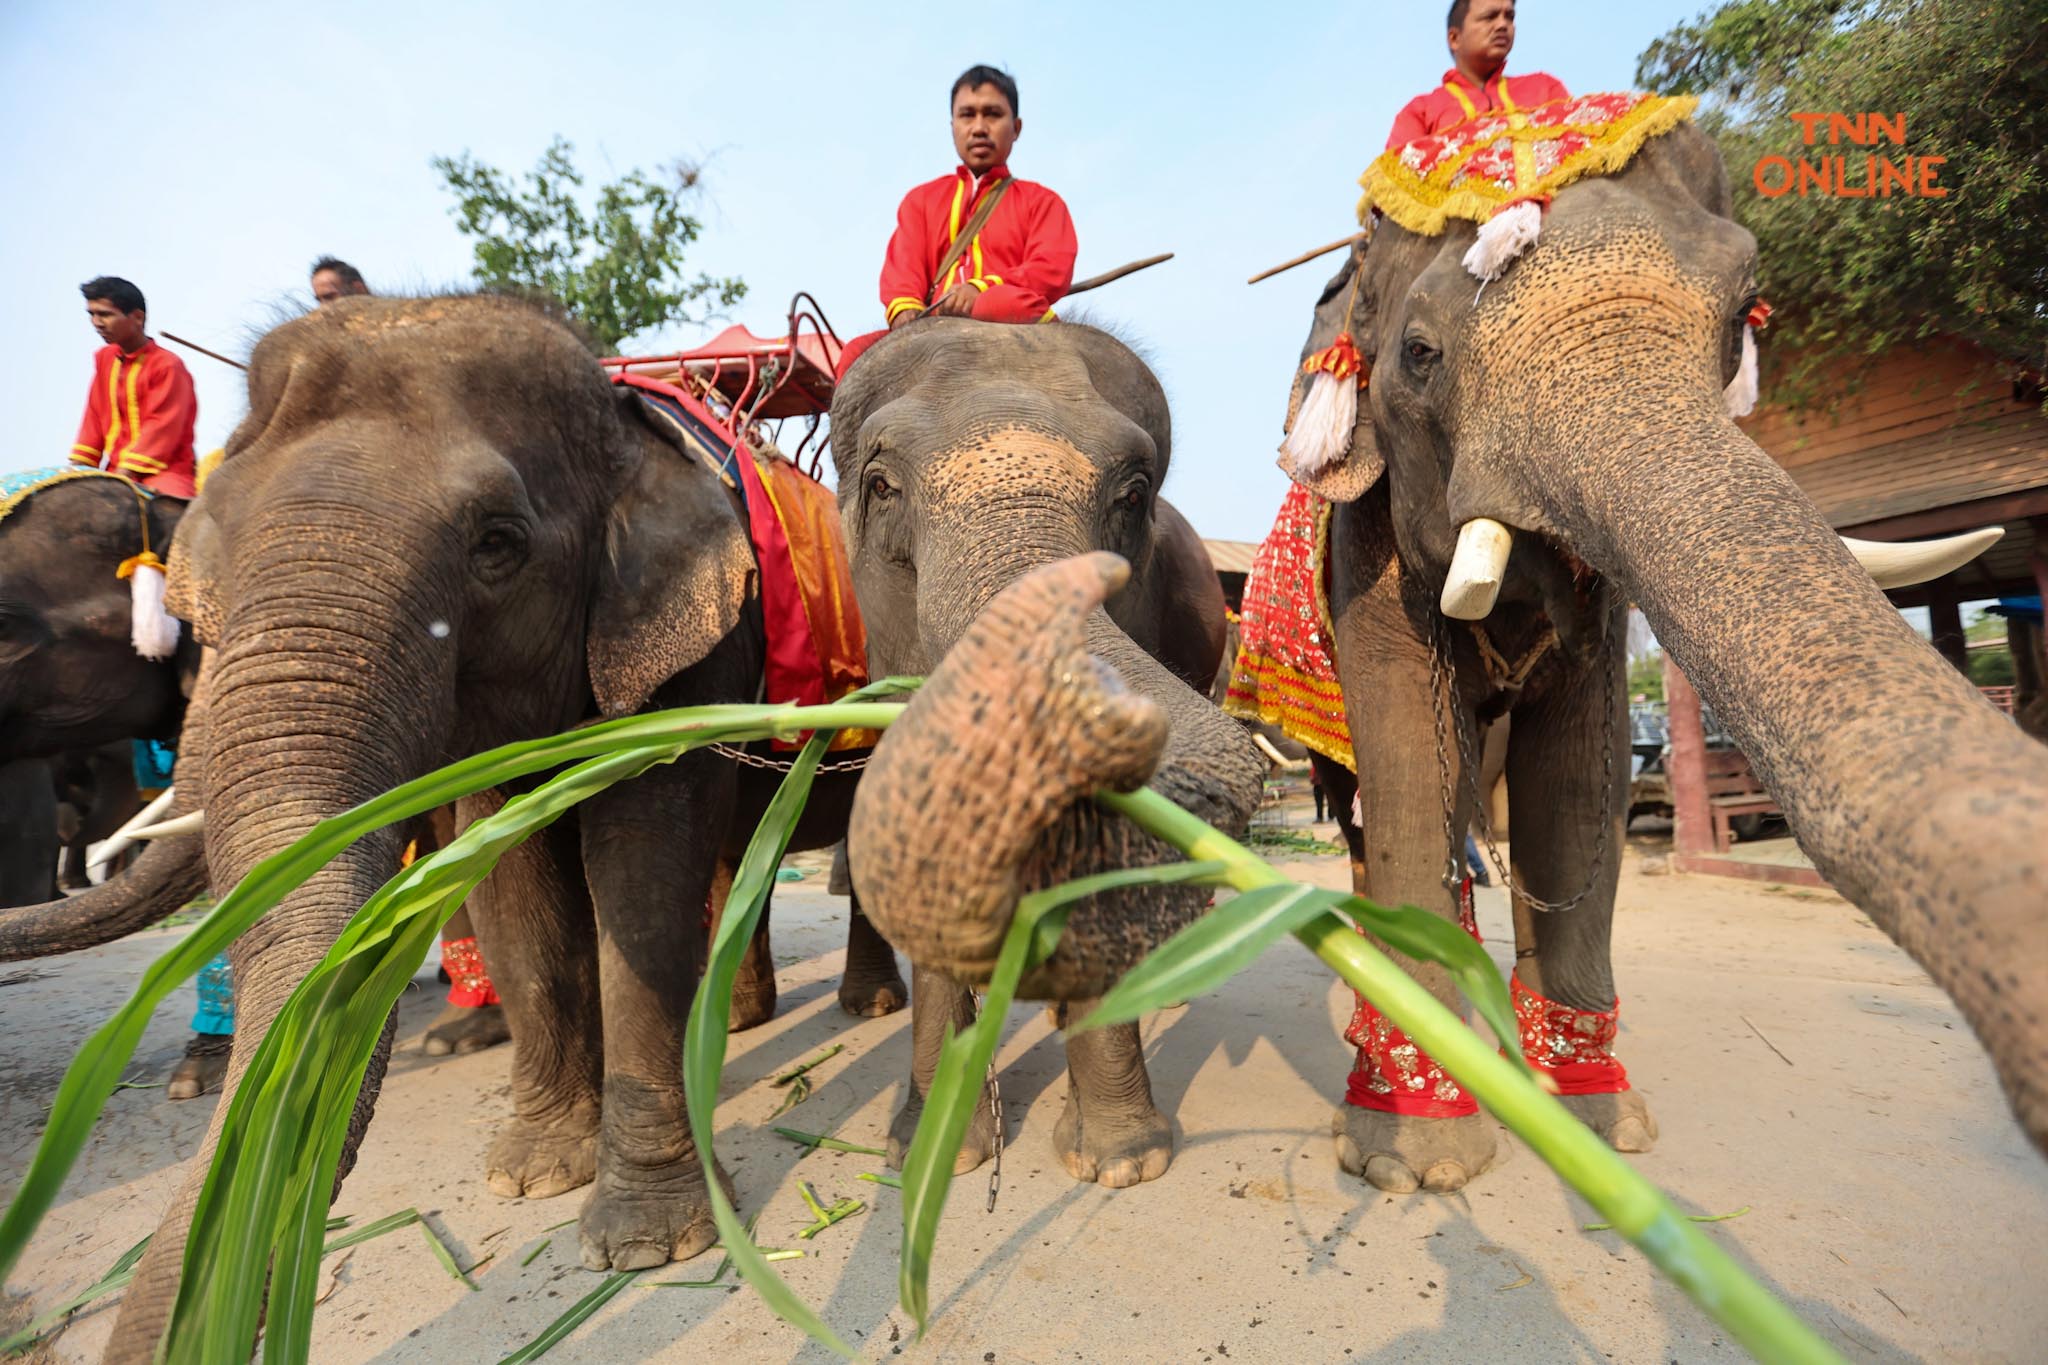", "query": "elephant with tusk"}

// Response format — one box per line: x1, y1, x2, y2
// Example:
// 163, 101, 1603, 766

853, 115, 2048, 1205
